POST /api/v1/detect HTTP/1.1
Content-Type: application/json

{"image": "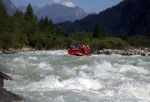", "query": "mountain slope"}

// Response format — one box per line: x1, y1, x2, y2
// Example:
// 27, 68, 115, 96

2, 0, 17, 15
18, 5, 40, 14
17, 3, 89, 23
35, 4, 89, 23
56, 0, 150, 36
